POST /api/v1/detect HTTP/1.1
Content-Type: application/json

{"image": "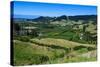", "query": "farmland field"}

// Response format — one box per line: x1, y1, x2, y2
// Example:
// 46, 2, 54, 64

13, 38, 97, 65
13, 17, 97, 65
12, 14, 97, 66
